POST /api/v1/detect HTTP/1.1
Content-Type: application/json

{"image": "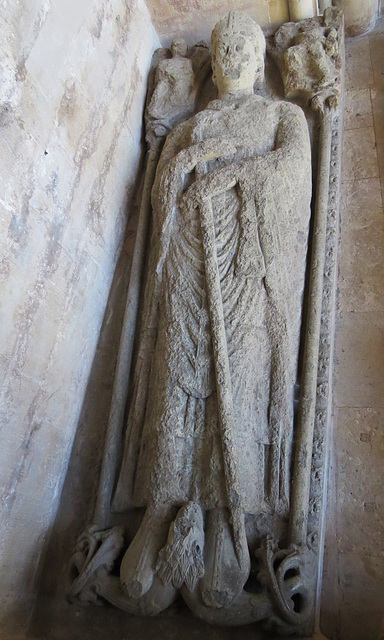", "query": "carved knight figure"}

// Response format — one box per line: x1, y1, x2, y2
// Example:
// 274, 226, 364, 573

111, 10, 312, 611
